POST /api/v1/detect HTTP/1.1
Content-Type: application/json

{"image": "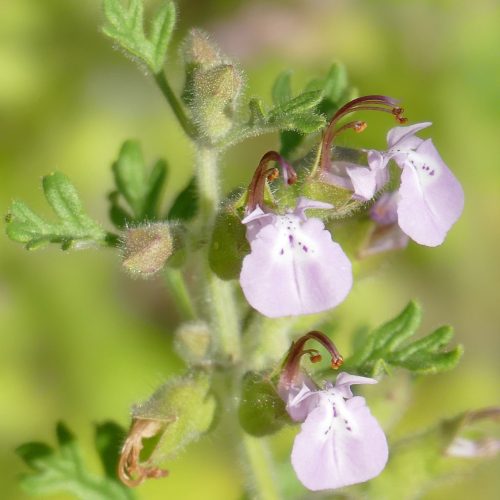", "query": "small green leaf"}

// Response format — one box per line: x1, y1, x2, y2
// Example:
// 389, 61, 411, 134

16, 421, 135, 499
305, 62, 348, 116
344, 301, 462, 377
277, 112, 326, 134
102, 0, 176, 74
247, 97, 266, 127
149, 1, 176, 73
271, 70, 292, 105
268, 90, 323, 121
167, 177, 198, 221
6, 174, 107, 250
110, 140, 168, 225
